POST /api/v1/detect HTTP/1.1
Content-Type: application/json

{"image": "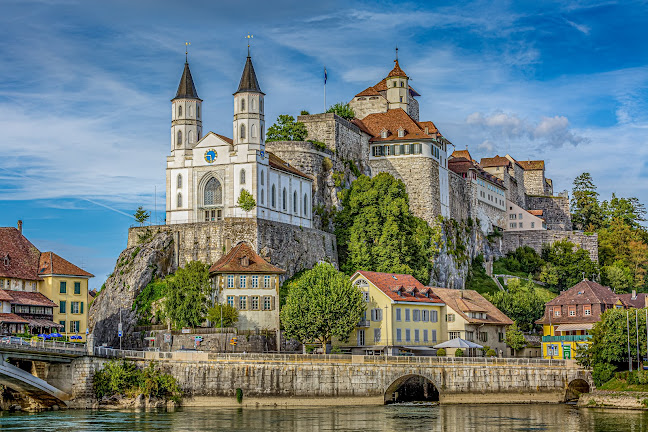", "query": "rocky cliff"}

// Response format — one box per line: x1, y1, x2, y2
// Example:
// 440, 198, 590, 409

89, 232, 176, 347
